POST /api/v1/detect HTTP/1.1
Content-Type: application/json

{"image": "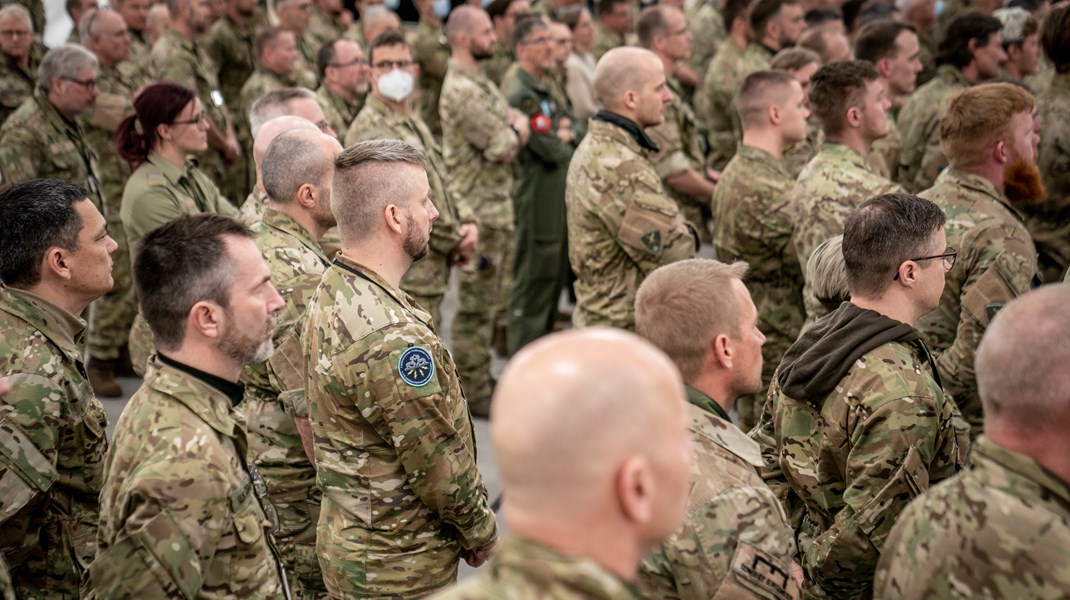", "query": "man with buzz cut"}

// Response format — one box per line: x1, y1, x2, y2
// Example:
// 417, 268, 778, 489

303, 139, 498, 598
